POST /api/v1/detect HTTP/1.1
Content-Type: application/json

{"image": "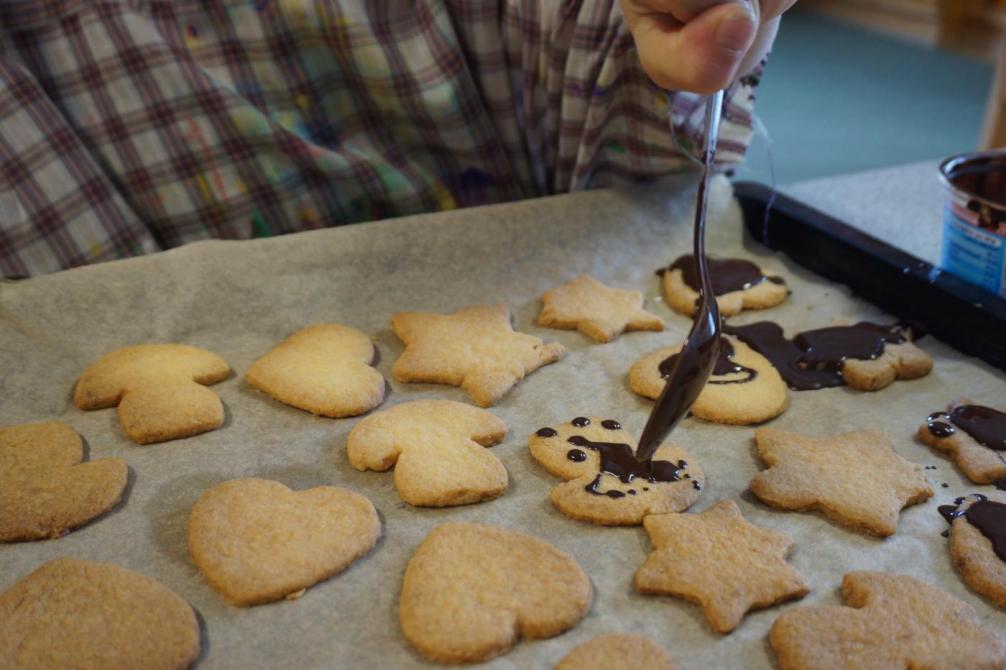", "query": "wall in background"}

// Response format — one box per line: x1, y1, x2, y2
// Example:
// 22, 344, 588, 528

733, 10, 995, 186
